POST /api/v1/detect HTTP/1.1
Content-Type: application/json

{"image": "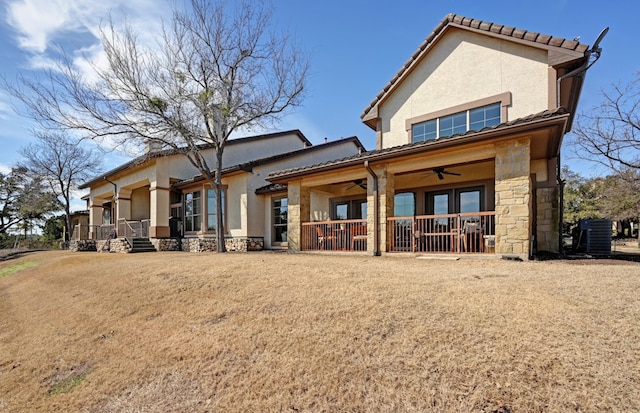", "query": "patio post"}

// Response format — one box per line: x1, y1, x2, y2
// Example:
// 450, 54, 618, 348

287, 180, 310, 252
495, 138, 532, 259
